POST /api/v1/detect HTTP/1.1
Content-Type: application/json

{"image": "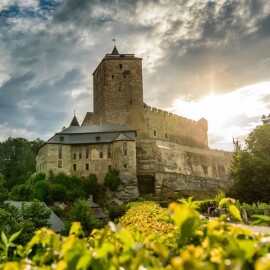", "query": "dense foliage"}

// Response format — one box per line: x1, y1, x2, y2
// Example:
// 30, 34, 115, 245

0, 200, 269, 269
10, 172, 98, 205
0, 199, 51, 245
104, 169, 120, 191
229, 114, 270, 203
0, 138, 43, 189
